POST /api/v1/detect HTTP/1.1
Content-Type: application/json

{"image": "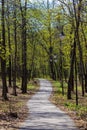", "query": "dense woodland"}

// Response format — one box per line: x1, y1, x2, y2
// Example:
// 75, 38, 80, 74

0, 0, 87, 105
